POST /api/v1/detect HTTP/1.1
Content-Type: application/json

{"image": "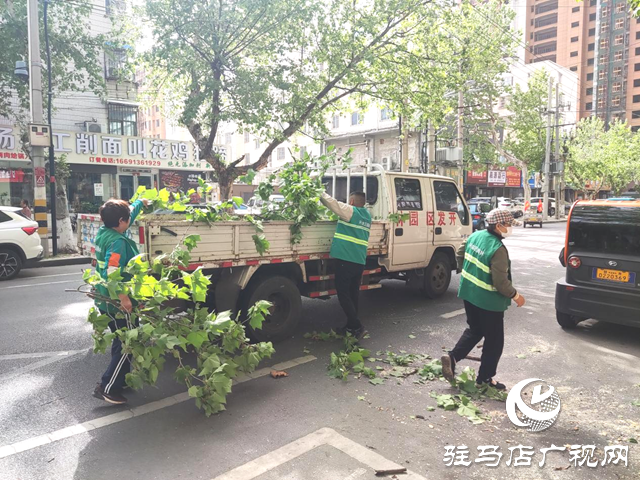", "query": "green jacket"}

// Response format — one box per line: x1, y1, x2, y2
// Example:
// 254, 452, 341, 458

330, 206, 372, 265
457, 229, 515, 312
94, 200, 143, 313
